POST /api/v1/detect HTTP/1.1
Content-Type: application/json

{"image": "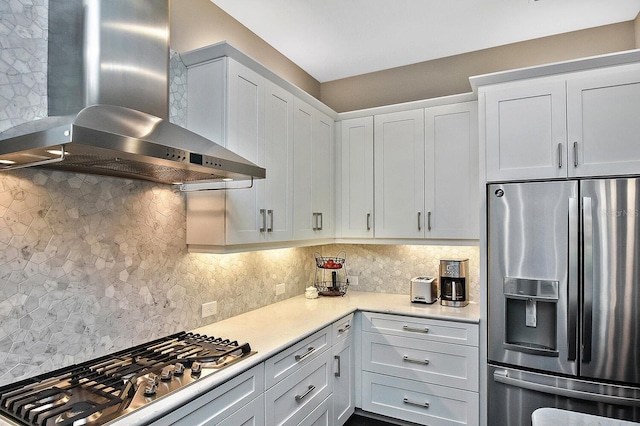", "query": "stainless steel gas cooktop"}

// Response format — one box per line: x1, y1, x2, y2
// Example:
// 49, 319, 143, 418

0, 332, 255, 426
